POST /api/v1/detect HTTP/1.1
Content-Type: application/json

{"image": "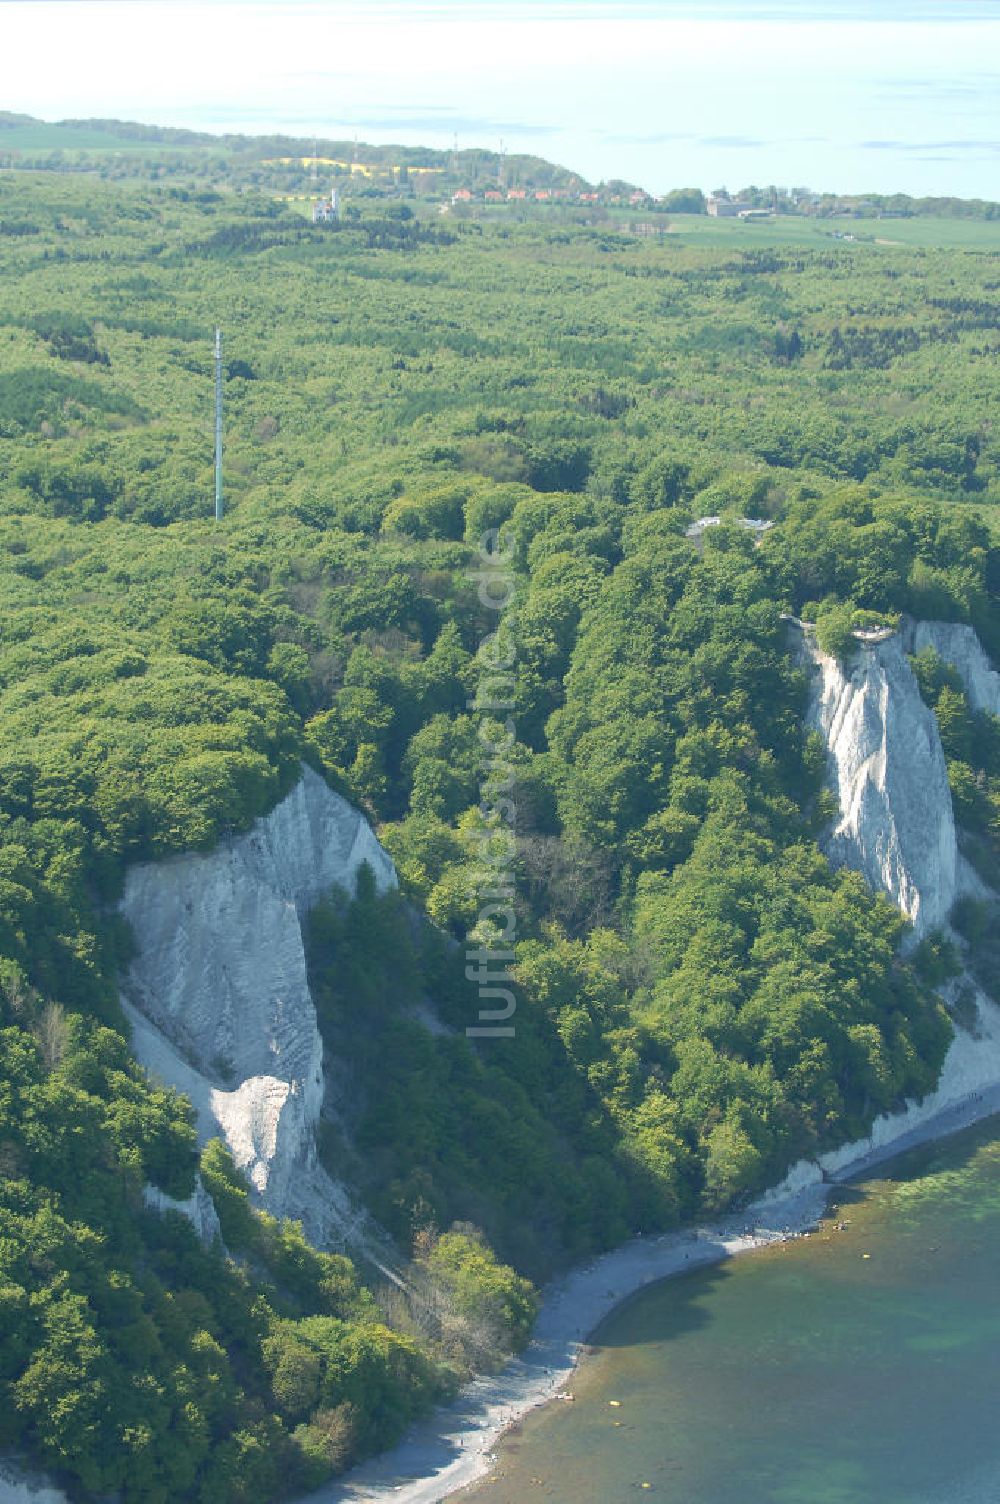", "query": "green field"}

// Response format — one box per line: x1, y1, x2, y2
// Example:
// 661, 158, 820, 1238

655, 210, 1000, 250
0, 119, 214, 154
